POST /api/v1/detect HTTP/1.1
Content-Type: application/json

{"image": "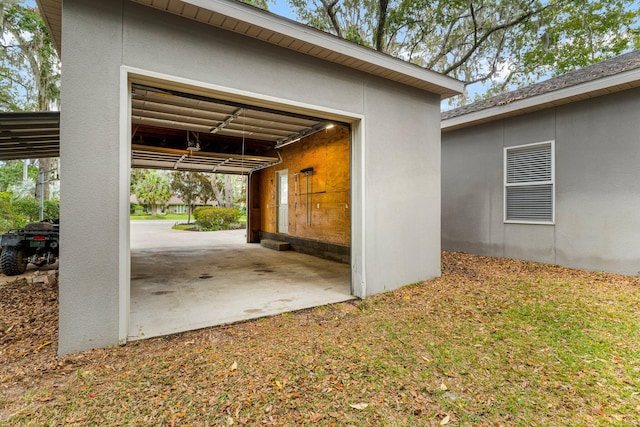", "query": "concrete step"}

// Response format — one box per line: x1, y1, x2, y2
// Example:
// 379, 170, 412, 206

260, 239, 291, 251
